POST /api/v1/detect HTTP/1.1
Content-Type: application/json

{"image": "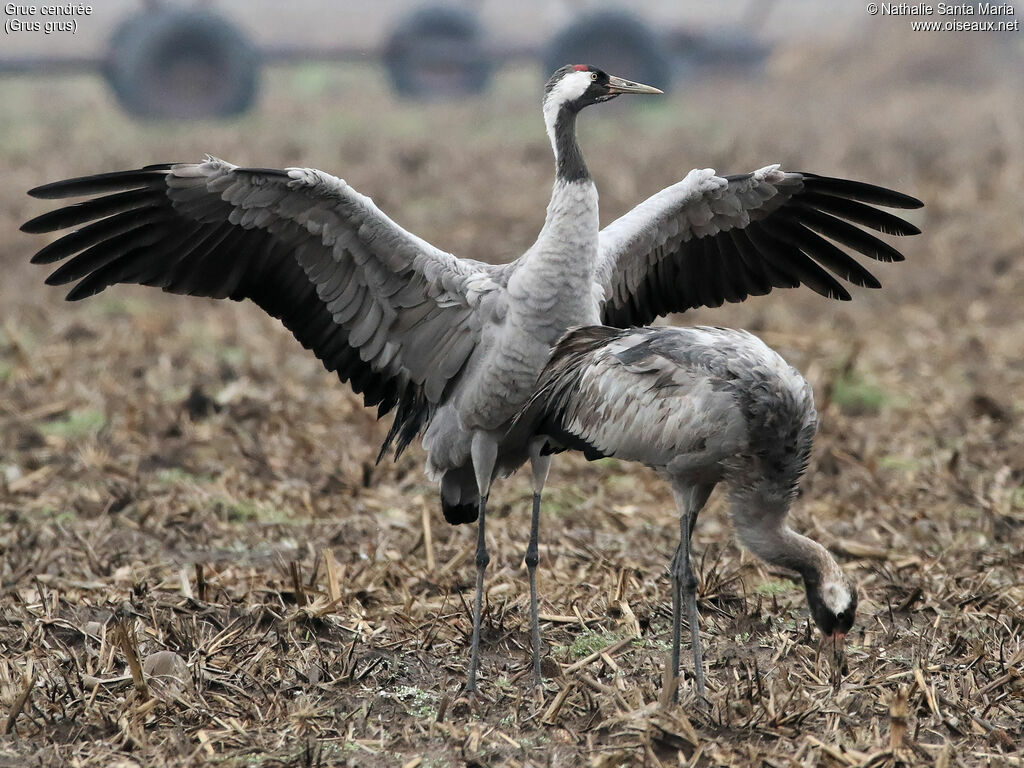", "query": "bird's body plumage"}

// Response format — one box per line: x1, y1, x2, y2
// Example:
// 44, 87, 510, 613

522, 325, 816, 488
23, 64, 909, 690
426, 176, 603, 519
519, 324, 856, 695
